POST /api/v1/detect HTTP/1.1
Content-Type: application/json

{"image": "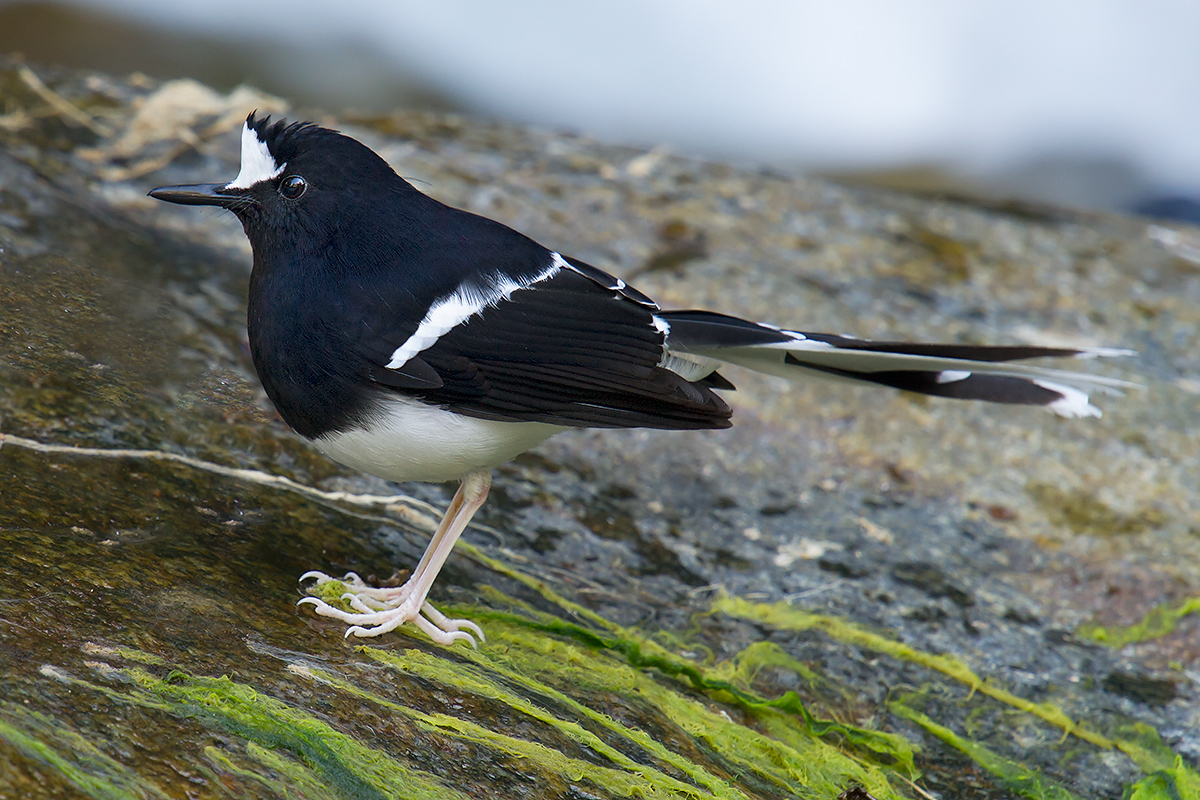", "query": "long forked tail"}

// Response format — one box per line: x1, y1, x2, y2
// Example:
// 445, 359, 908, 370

658, 310, 1136, 418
